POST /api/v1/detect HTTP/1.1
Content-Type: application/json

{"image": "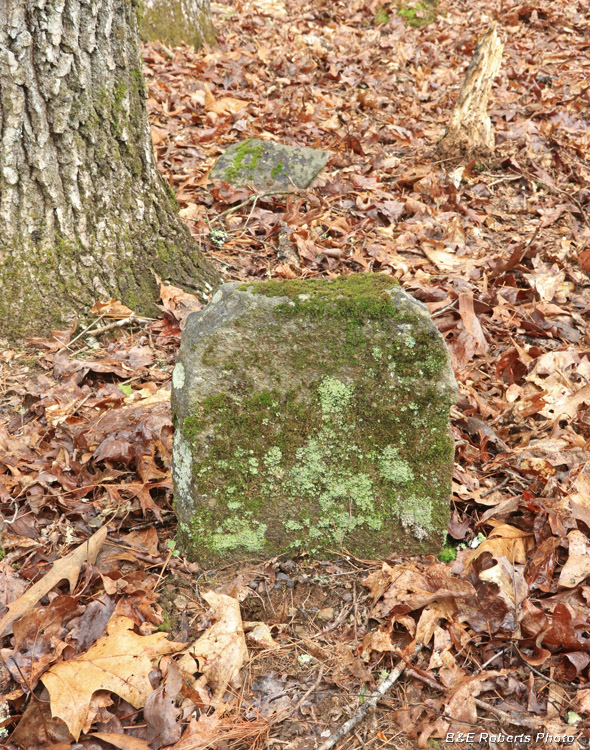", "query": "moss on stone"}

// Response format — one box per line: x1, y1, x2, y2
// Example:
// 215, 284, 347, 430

223, 139, 264, 184
271, 161, 284, 177
238, 273, 401, 322
398, 0, 438, 27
